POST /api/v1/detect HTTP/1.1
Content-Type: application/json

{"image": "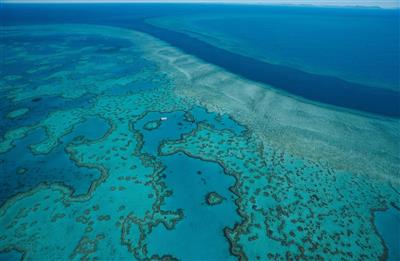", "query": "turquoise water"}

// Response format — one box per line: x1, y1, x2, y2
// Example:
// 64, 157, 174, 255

375, 207, 400, 260
147, 153, 238, 260
0, 4, 399, 261
0, 117, 110, 204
